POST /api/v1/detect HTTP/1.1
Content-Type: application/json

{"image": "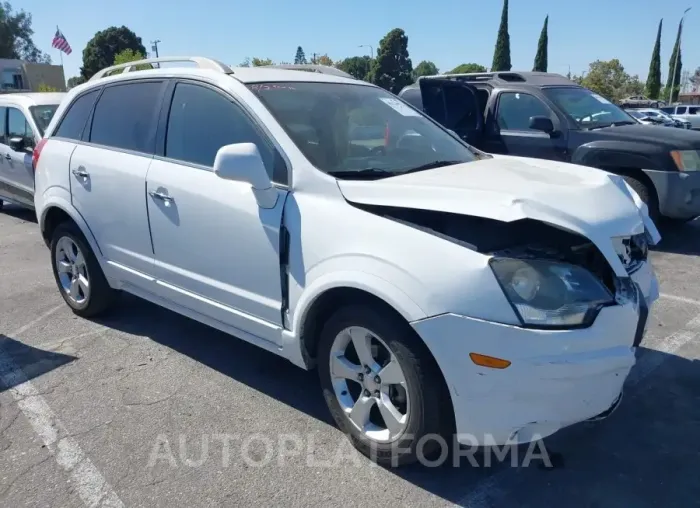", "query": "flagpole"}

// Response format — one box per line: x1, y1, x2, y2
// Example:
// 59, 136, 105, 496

56, 25, 65, 89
